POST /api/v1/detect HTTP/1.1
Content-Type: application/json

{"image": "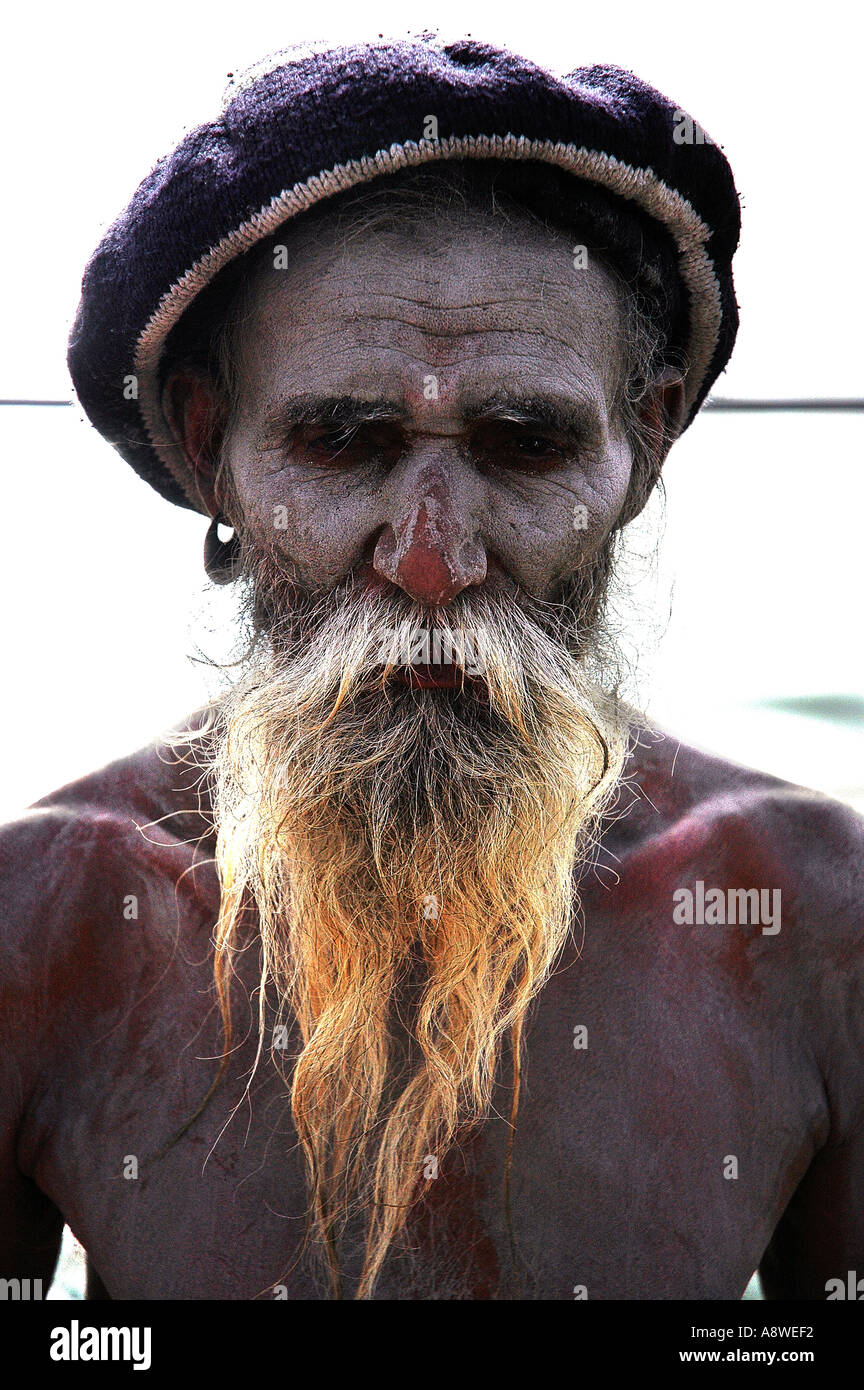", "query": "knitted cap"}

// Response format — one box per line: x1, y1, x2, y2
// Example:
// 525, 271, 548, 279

67, 34, 741, 513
